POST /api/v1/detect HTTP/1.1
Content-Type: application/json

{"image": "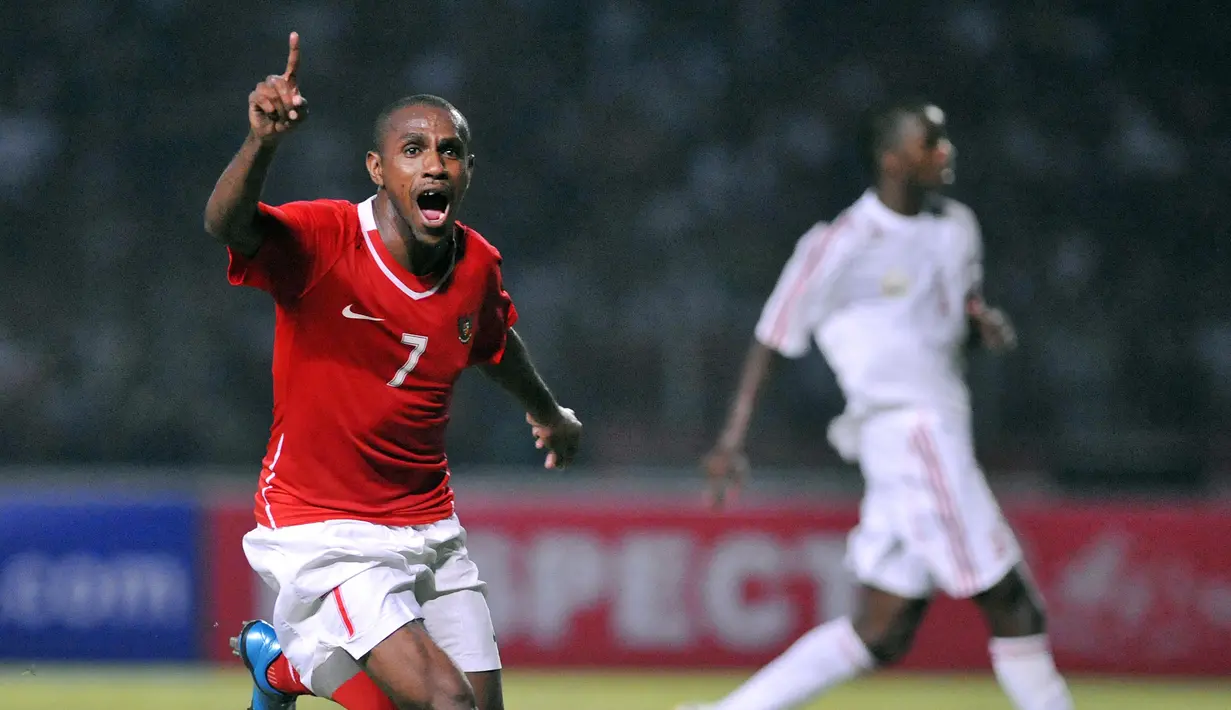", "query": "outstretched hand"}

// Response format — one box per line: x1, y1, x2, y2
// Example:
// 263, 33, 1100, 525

248, 32, 307, 144
527, 407, 582, 469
